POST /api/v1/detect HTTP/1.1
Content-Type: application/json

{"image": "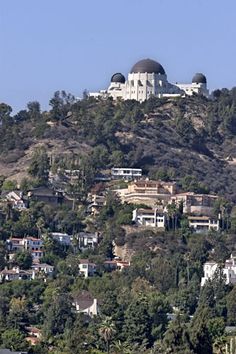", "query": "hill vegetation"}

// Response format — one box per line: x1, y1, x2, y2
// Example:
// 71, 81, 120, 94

1, 90, 236, 353
1, 88, 236, 197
